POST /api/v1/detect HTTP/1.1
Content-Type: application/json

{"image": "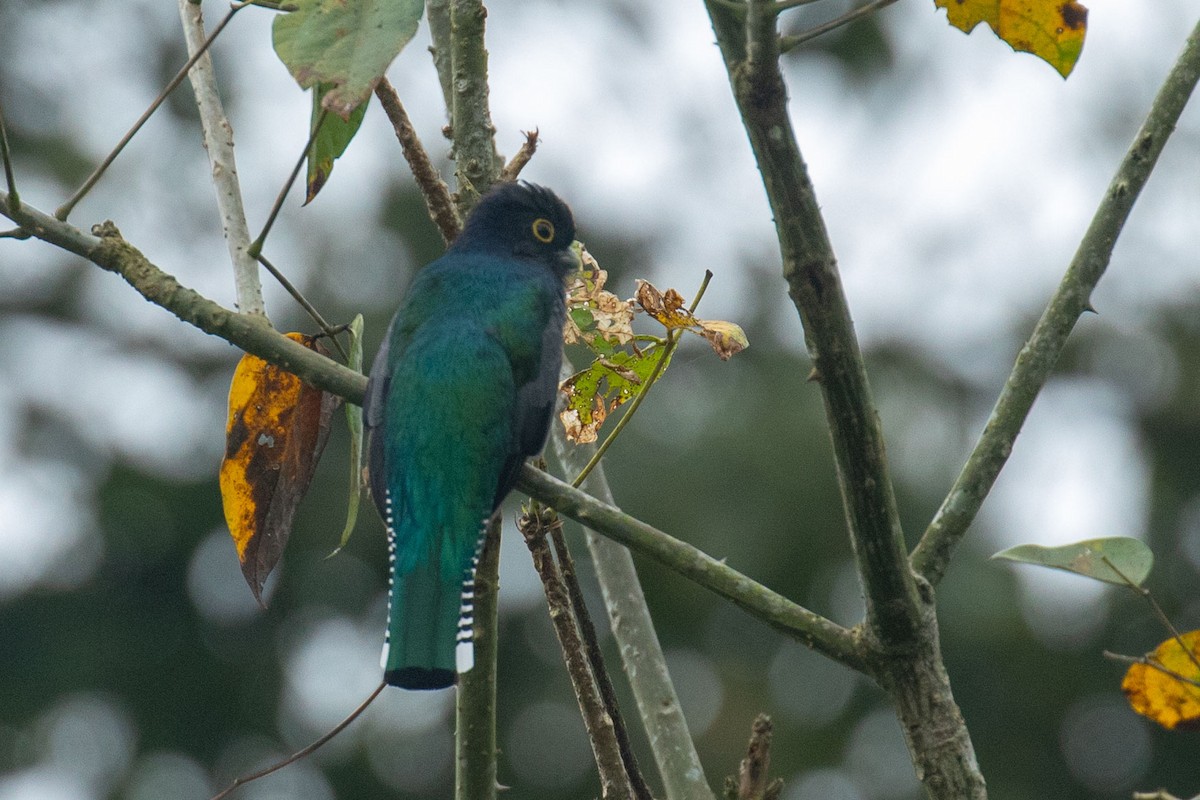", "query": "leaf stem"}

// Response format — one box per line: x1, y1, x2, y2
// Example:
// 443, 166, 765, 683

571, 270, 713, 488
55, 2, 246, 221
